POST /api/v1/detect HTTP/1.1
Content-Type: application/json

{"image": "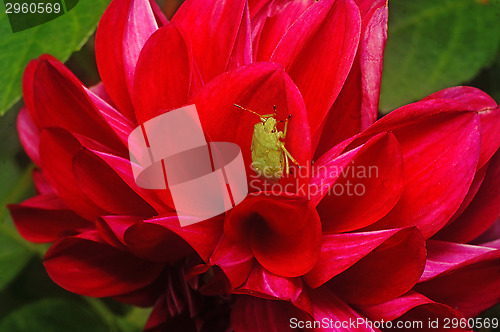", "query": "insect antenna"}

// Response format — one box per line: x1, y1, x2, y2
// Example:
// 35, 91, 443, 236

234, 104, 262, 117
